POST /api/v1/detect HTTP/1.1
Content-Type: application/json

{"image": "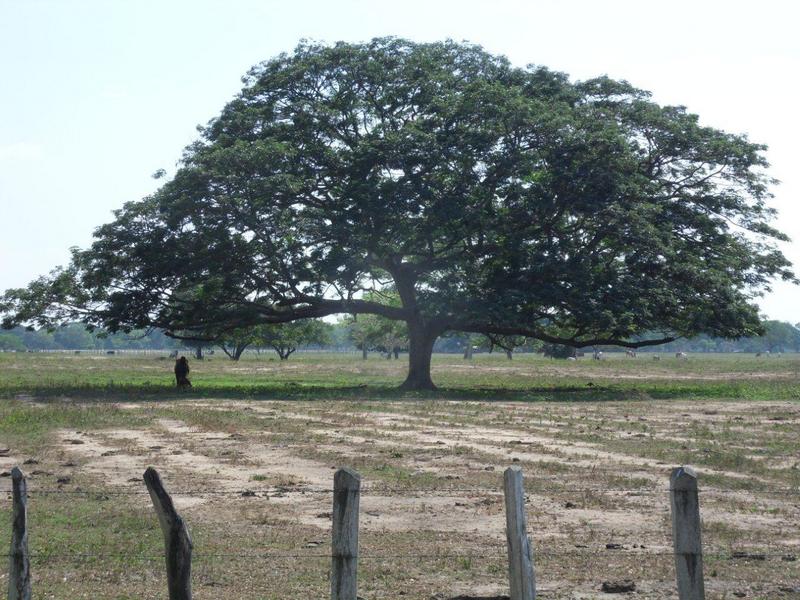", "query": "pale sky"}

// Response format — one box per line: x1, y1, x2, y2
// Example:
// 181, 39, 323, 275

1, 0, 798, 322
